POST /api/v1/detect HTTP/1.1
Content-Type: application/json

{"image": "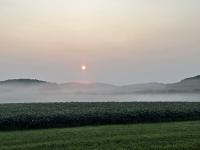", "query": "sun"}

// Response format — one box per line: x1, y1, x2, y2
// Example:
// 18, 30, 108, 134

81, 65, 87, 71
